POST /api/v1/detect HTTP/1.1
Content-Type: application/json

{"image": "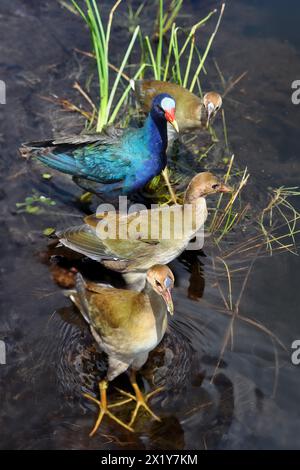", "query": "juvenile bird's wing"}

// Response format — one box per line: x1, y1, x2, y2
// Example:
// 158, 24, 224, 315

134, 79, 203, 131
67, 274, 140, 334
57, 224, 126, 262
58, 205, 186, 263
